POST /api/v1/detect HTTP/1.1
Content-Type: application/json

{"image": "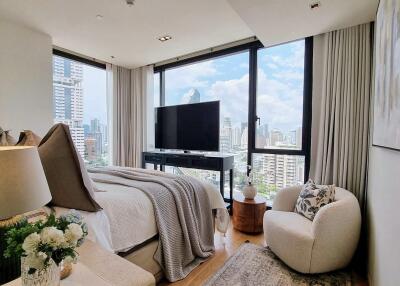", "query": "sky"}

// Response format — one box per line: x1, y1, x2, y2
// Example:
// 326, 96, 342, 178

79, 39, 305, 132
82, 65, 107, 126
161, 39, 305, 133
